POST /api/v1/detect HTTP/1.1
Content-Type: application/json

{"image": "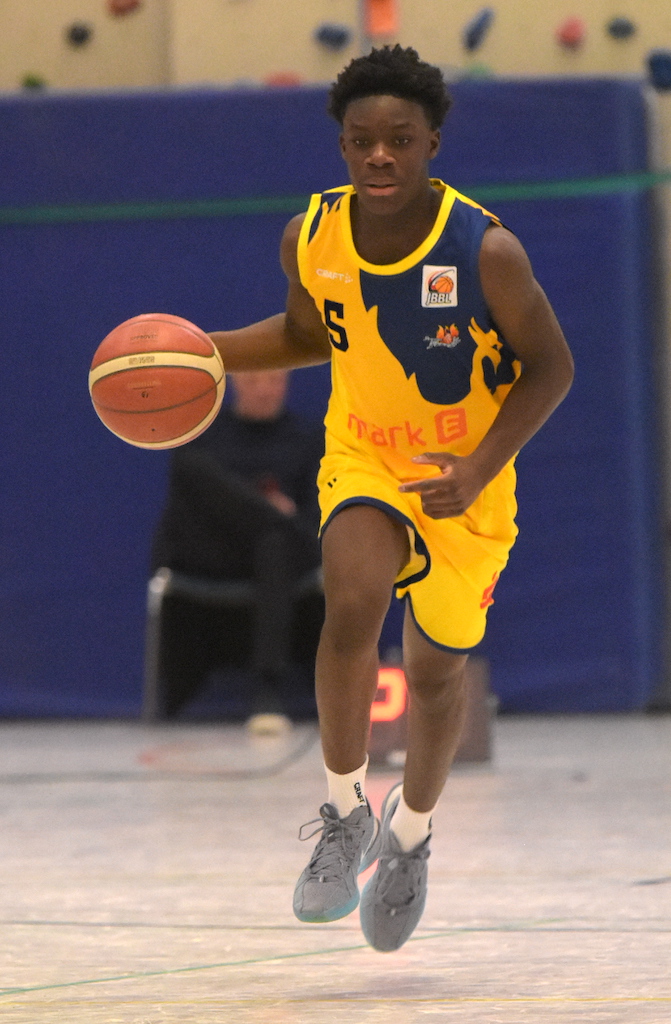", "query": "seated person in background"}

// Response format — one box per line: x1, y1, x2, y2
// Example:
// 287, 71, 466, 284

151, 368, 324, 730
